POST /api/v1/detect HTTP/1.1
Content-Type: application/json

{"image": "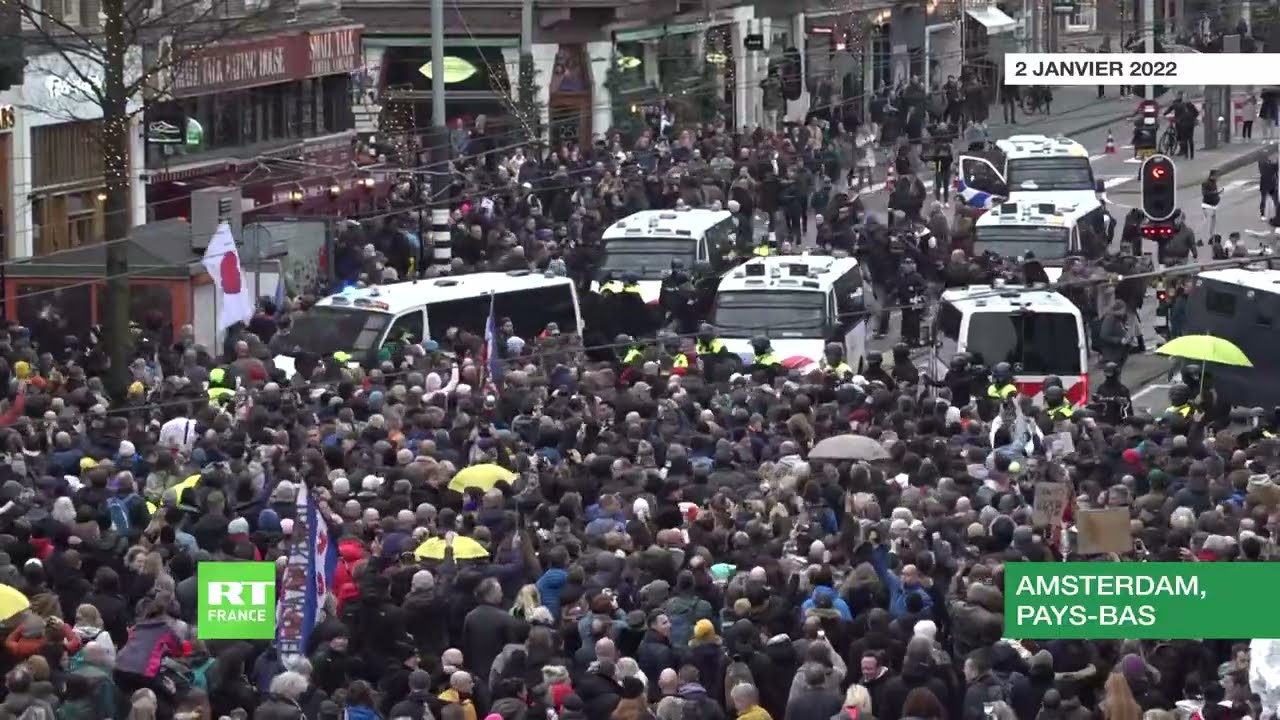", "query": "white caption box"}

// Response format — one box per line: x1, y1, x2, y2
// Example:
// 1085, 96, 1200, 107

1003, 53, 1280, 86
